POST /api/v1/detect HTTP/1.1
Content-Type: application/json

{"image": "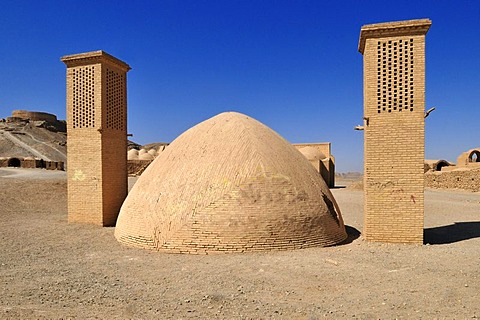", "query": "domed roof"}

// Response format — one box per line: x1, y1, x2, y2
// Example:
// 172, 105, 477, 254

138, 149, 147, 155
127, 149, 139, 160
299, 146, 326, 161
138, 153, 154, 160
115, 112, 347, 253
147, 149, 157, 156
